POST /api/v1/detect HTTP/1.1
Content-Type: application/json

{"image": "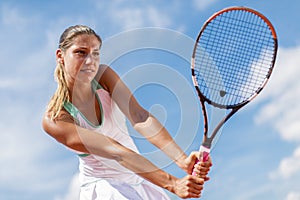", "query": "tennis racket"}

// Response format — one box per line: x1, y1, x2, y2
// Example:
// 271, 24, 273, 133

191, 6, 278, 175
